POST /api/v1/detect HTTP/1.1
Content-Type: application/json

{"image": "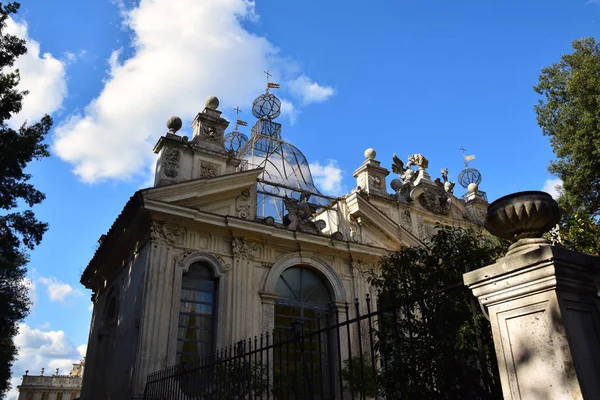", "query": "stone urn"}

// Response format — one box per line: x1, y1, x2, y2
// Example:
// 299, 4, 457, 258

485, 191, 561, 254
